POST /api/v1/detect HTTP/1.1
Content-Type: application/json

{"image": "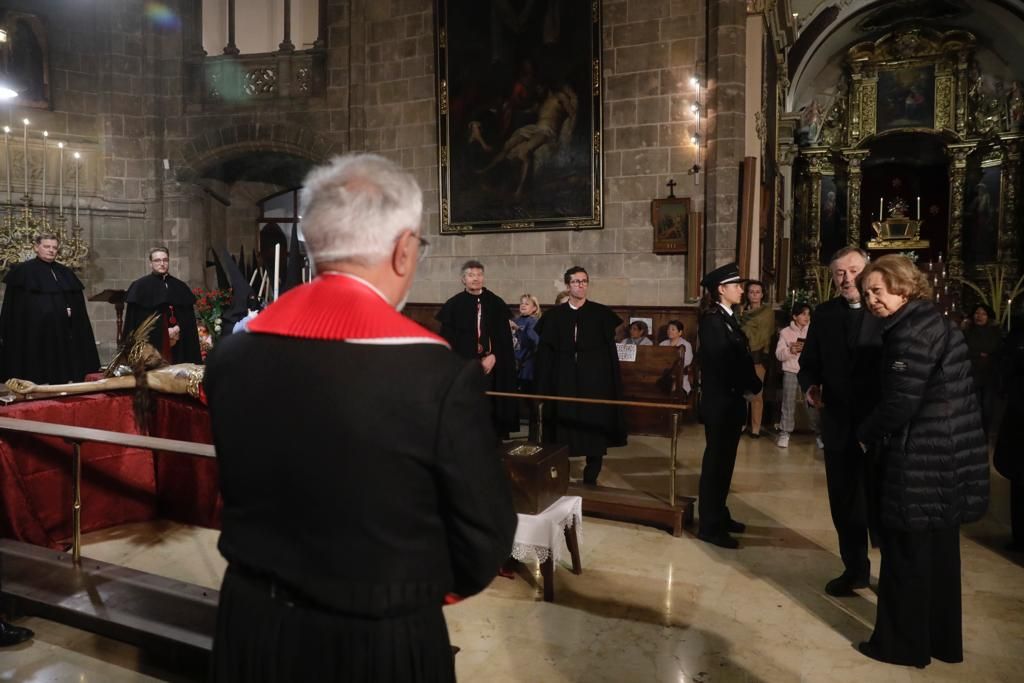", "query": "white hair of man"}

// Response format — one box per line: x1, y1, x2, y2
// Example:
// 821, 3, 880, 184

299, 153, 423, 266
